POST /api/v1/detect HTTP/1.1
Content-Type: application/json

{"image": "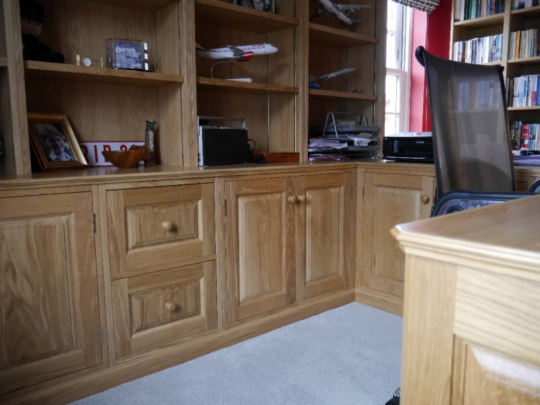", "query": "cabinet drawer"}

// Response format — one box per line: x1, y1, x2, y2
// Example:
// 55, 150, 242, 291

112, 261, 218, 360
107, 183, 215, 278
